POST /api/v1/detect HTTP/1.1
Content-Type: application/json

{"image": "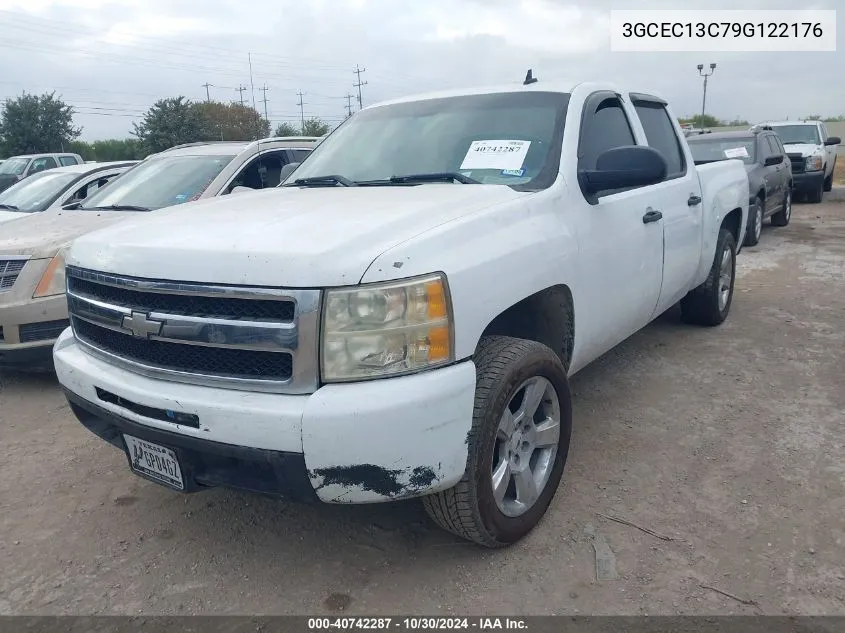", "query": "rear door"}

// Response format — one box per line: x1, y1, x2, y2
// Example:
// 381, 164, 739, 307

764, 135, 787, 209
630, 95, 702, 314
758, 135, 779, 213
